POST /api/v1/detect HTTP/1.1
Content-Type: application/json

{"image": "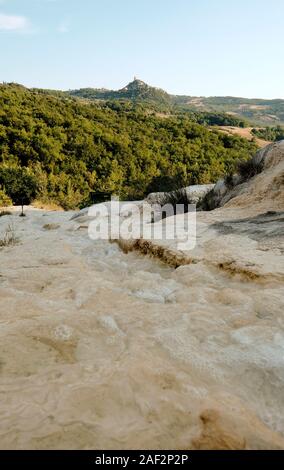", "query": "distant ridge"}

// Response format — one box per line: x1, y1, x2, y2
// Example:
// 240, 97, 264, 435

67, 79, 284, 125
